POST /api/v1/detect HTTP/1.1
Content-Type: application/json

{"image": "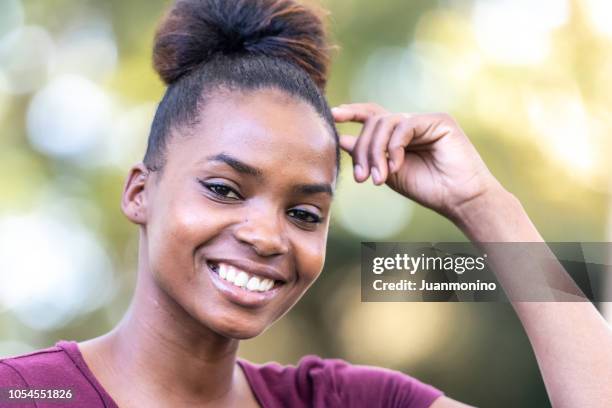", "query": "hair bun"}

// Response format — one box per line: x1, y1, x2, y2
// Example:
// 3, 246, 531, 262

153, 0, 331, 89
